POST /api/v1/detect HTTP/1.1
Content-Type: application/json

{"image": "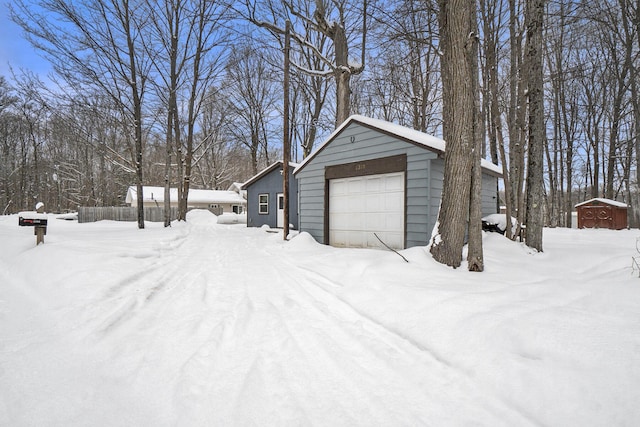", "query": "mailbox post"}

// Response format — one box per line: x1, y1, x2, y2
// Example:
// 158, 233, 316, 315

18, 202, 48, 245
